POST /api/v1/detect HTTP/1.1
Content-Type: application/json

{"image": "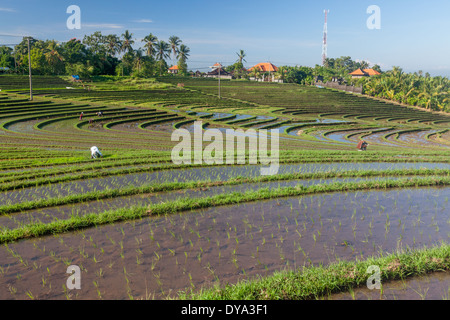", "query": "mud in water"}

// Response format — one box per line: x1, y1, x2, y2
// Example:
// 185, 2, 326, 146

0, 186, 449, 299
0, 176, 409, 229
1, 162, 449, 205
362, 129, 402, 147
396, 130, 449, 148
327, 271, 450, 300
